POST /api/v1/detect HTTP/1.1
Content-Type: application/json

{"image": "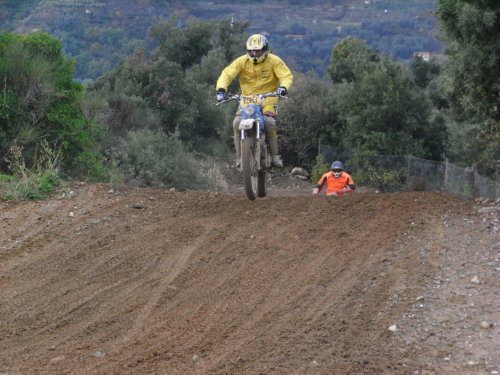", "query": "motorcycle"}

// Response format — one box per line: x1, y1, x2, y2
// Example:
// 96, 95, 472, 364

217, 92, 286, 200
